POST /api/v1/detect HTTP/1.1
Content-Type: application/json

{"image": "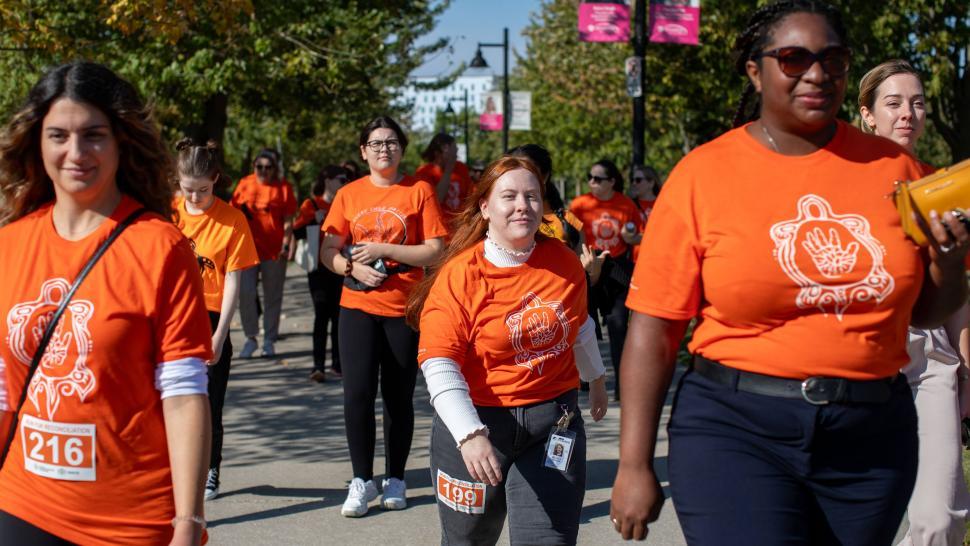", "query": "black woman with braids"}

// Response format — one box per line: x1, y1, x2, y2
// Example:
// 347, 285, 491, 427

609, 1, 969, 543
